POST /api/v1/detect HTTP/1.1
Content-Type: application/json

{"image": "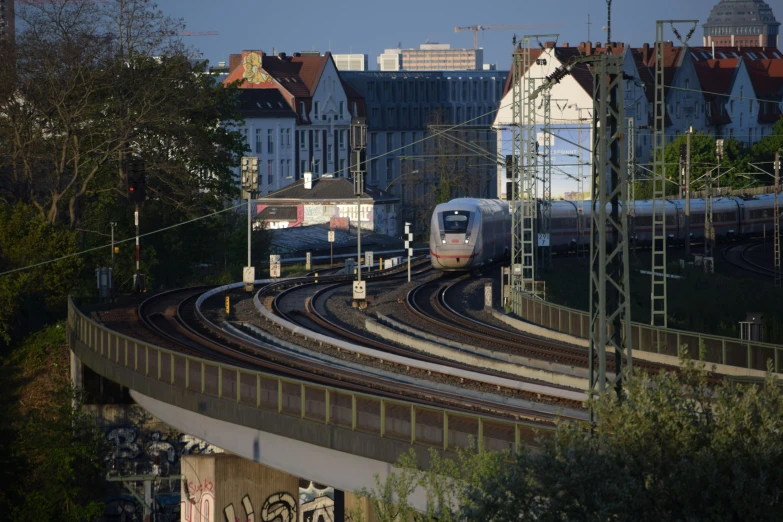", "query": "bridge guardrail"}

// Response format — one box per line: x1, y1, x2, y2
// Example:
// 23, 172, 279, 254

68, 297, 551, 457
509, 289, 782, 372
